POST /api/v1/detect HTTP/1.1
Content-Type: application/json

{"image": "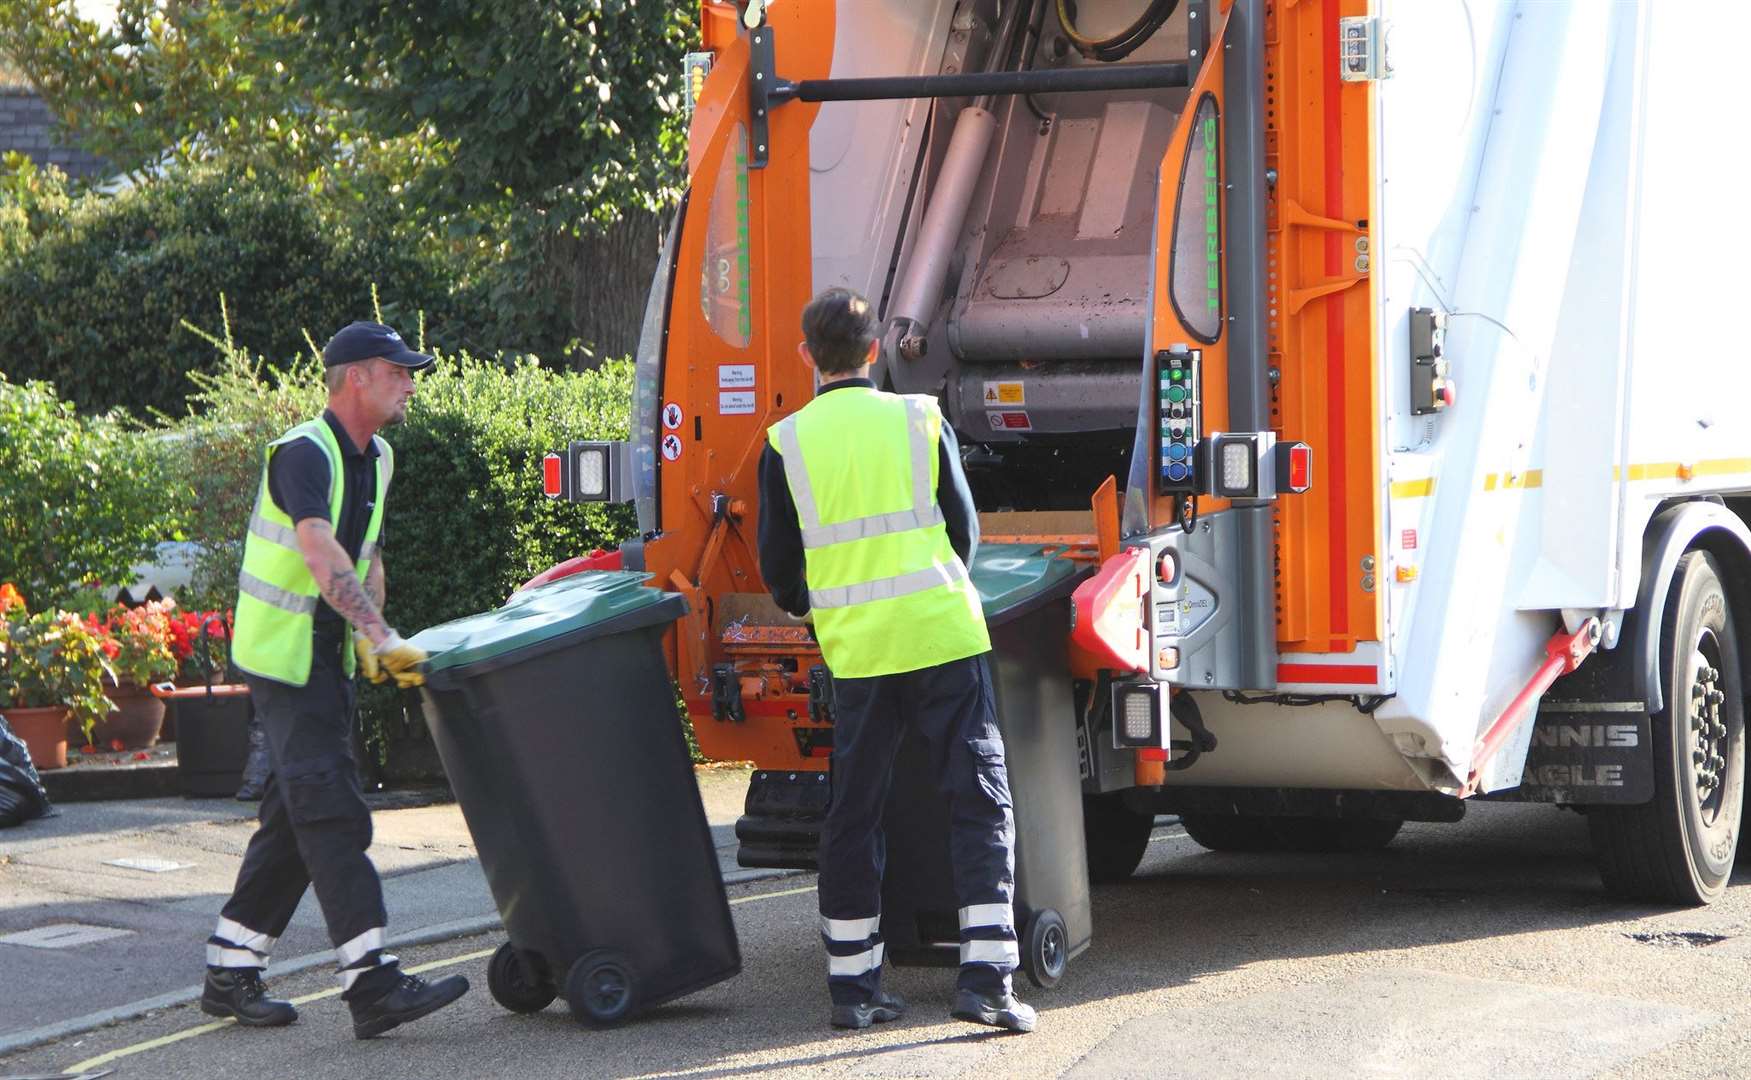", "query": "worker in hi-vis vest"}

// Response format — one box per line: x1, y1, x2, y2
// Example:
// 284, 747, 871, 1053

757, 288, 1035, 1035
204, 321, 468, 1040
